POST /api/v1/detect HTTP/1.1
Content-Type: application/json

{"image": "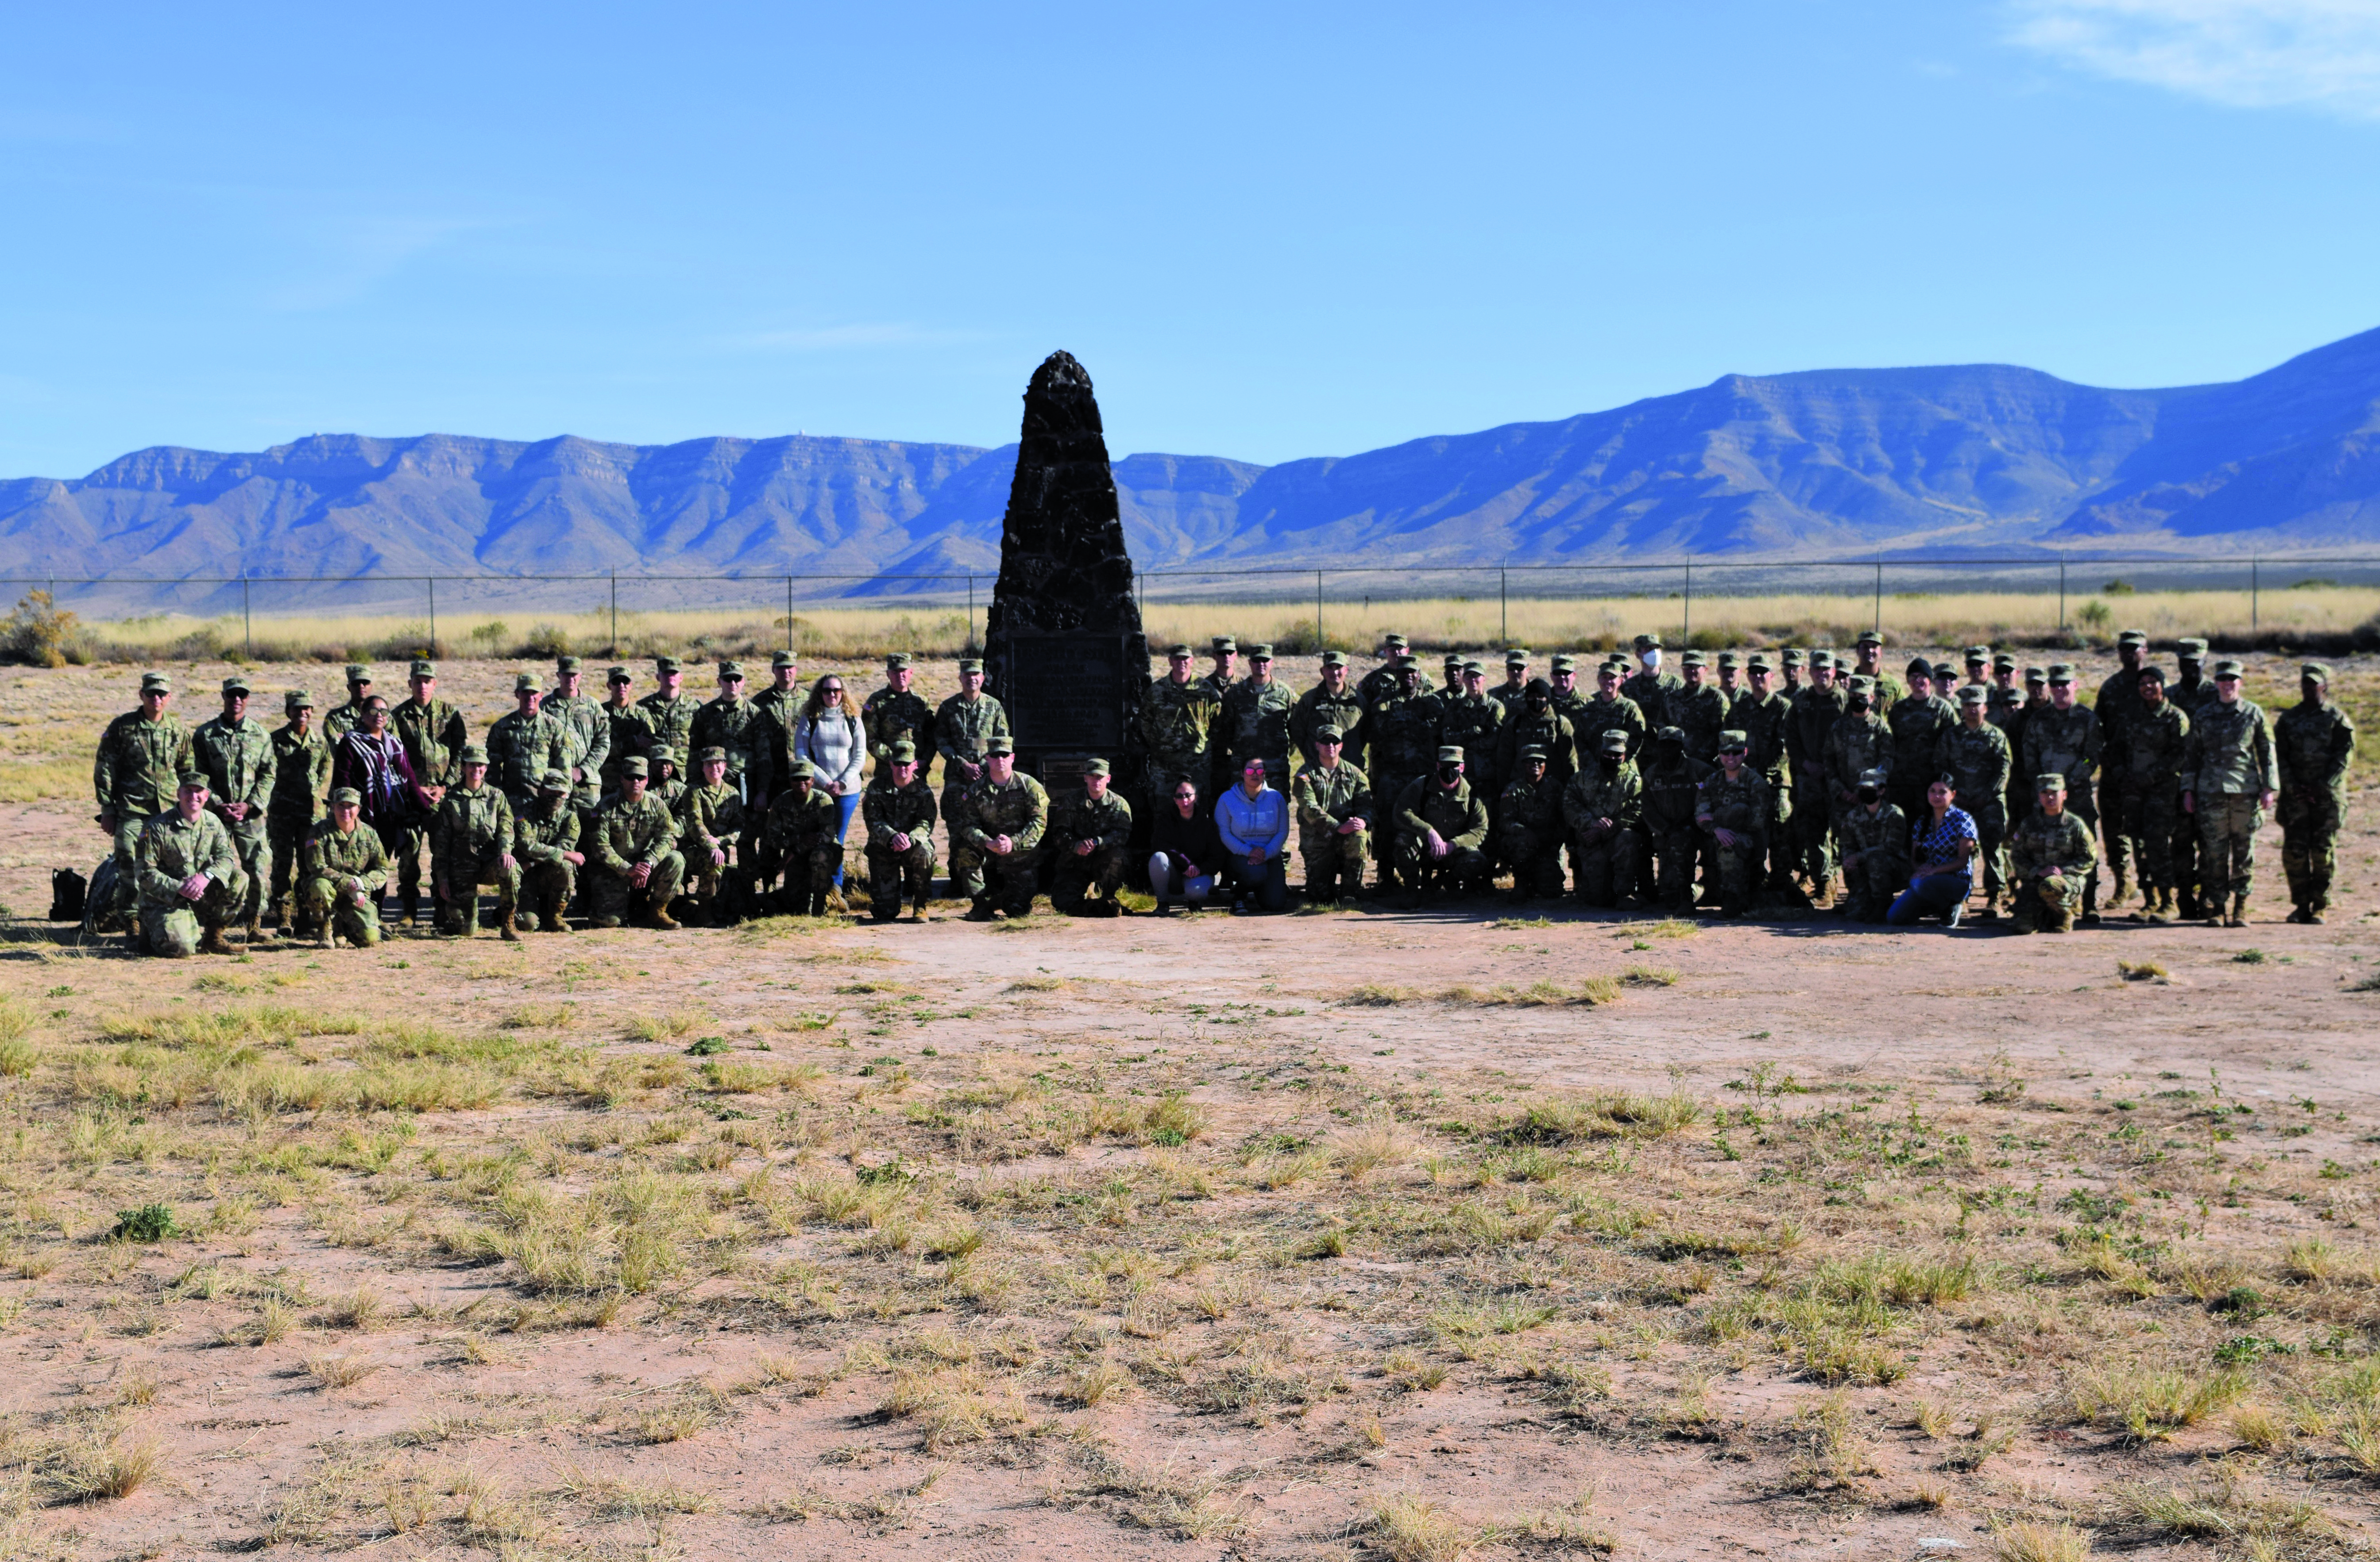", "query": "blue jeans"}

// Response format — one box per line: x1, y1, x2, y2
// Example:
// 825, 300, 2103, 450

829, 791, 860, 886
1225, 854, 1289, 912
1888, 872, 1972, 925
